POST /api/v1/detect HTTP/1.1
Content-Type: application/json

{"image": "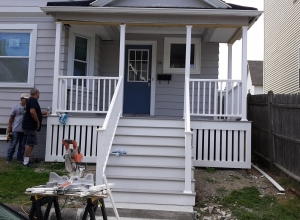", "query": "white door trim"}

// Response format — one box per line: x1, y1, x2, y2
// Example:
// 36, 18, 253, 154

125, 40, 157, 116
